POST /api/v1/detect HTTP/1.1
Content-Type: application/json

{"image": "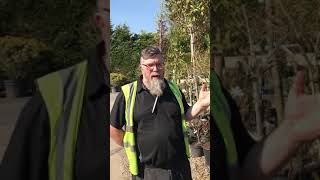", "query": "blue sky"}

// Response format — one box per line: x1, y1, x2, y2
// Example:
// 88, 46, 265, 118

111, 0, 162, 33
